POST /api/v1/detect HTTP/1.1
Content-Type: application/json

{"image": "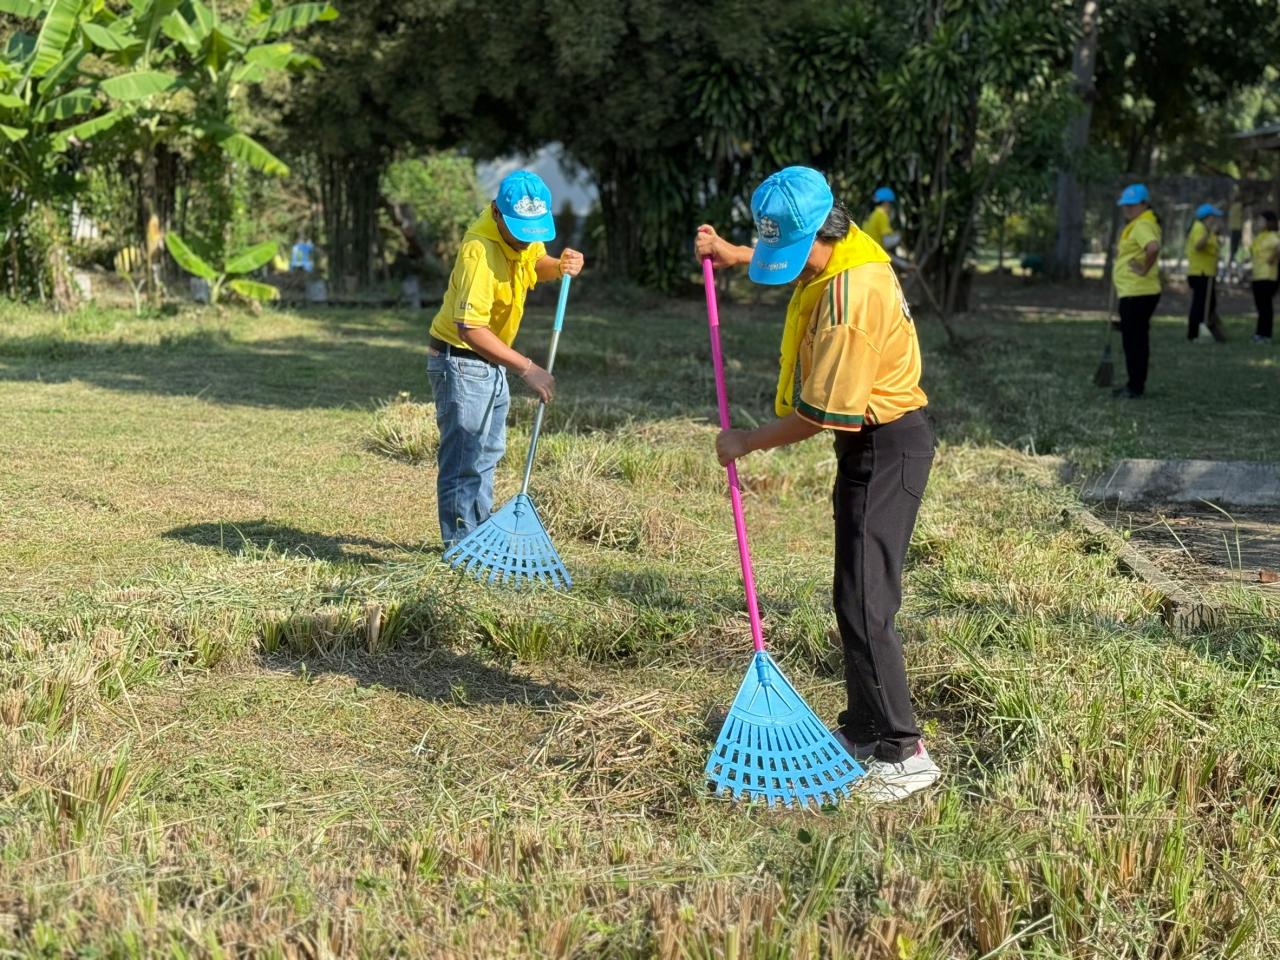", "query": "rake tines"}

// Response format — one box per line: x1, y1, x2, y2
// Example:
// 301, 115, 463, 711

444, 494, 571, 589
705, 651, 863, 808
